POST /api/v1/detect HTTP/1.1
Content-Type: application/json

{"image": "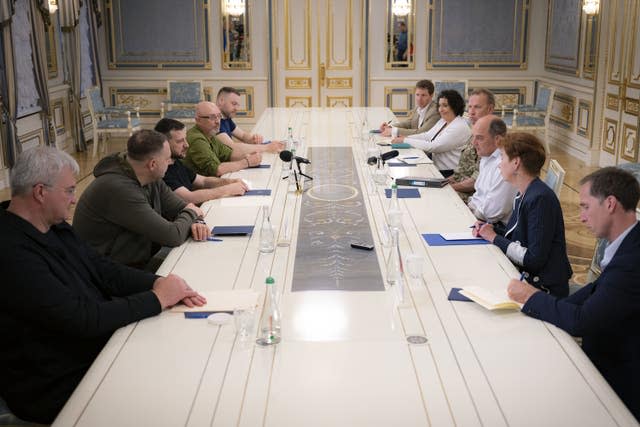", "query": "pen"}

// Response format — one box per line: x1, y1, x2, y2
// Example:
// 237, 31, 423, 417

207, 237, 223, 242
519, 272, 526, 281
